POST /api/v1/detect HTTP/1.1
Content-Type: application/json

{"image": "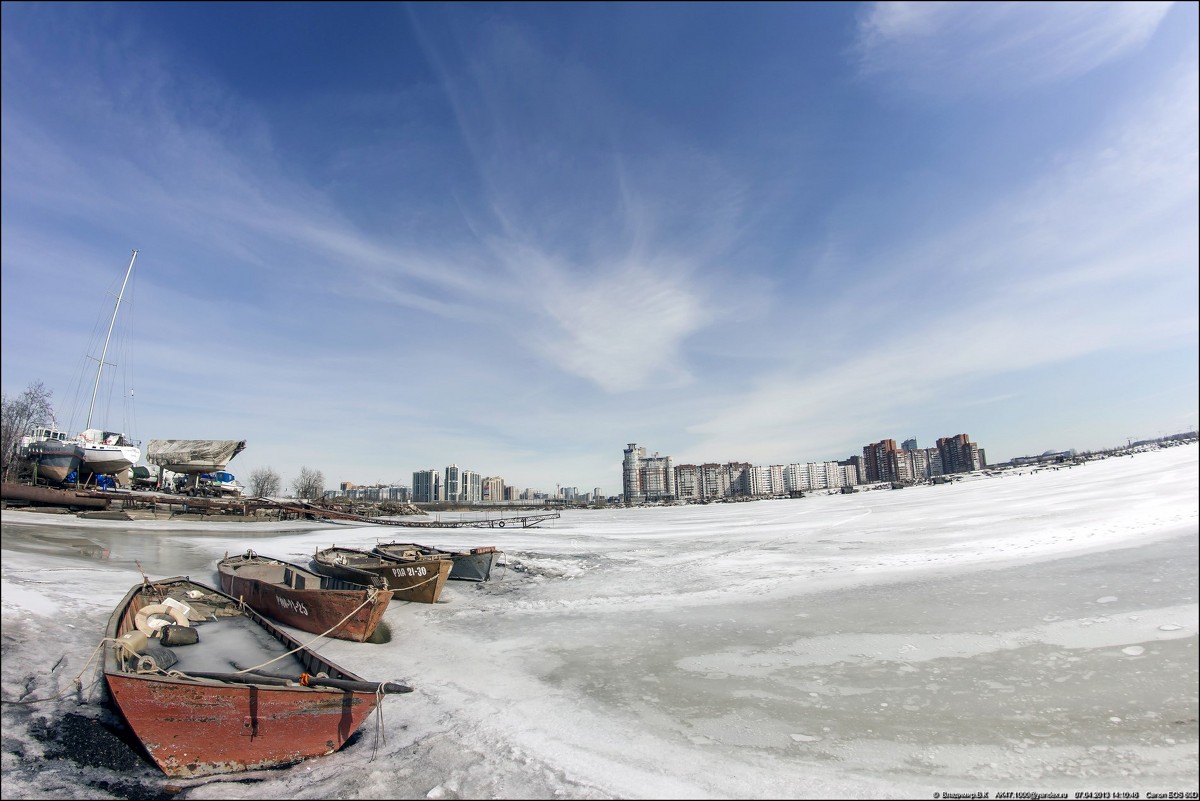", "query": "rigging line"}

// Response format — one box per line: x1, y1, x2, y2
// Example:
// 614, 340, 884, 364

86, 250, 137, 431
